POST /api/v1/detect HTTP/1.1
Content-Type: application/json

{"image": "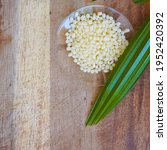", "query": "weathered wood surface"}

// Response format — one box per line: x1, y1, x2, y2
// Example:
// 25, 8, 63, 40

0, 0, 50, 150
0, 0, 149, 150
